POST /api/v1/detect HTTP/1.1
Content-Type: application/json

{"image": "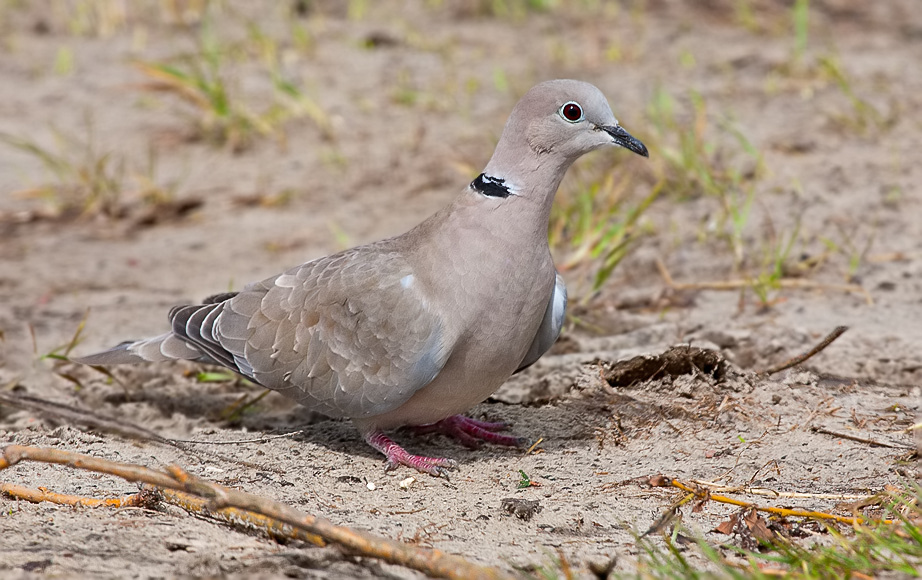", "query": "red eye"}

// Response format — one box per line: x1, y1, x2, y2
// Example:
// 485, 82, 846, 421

561, 102, 582, 122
